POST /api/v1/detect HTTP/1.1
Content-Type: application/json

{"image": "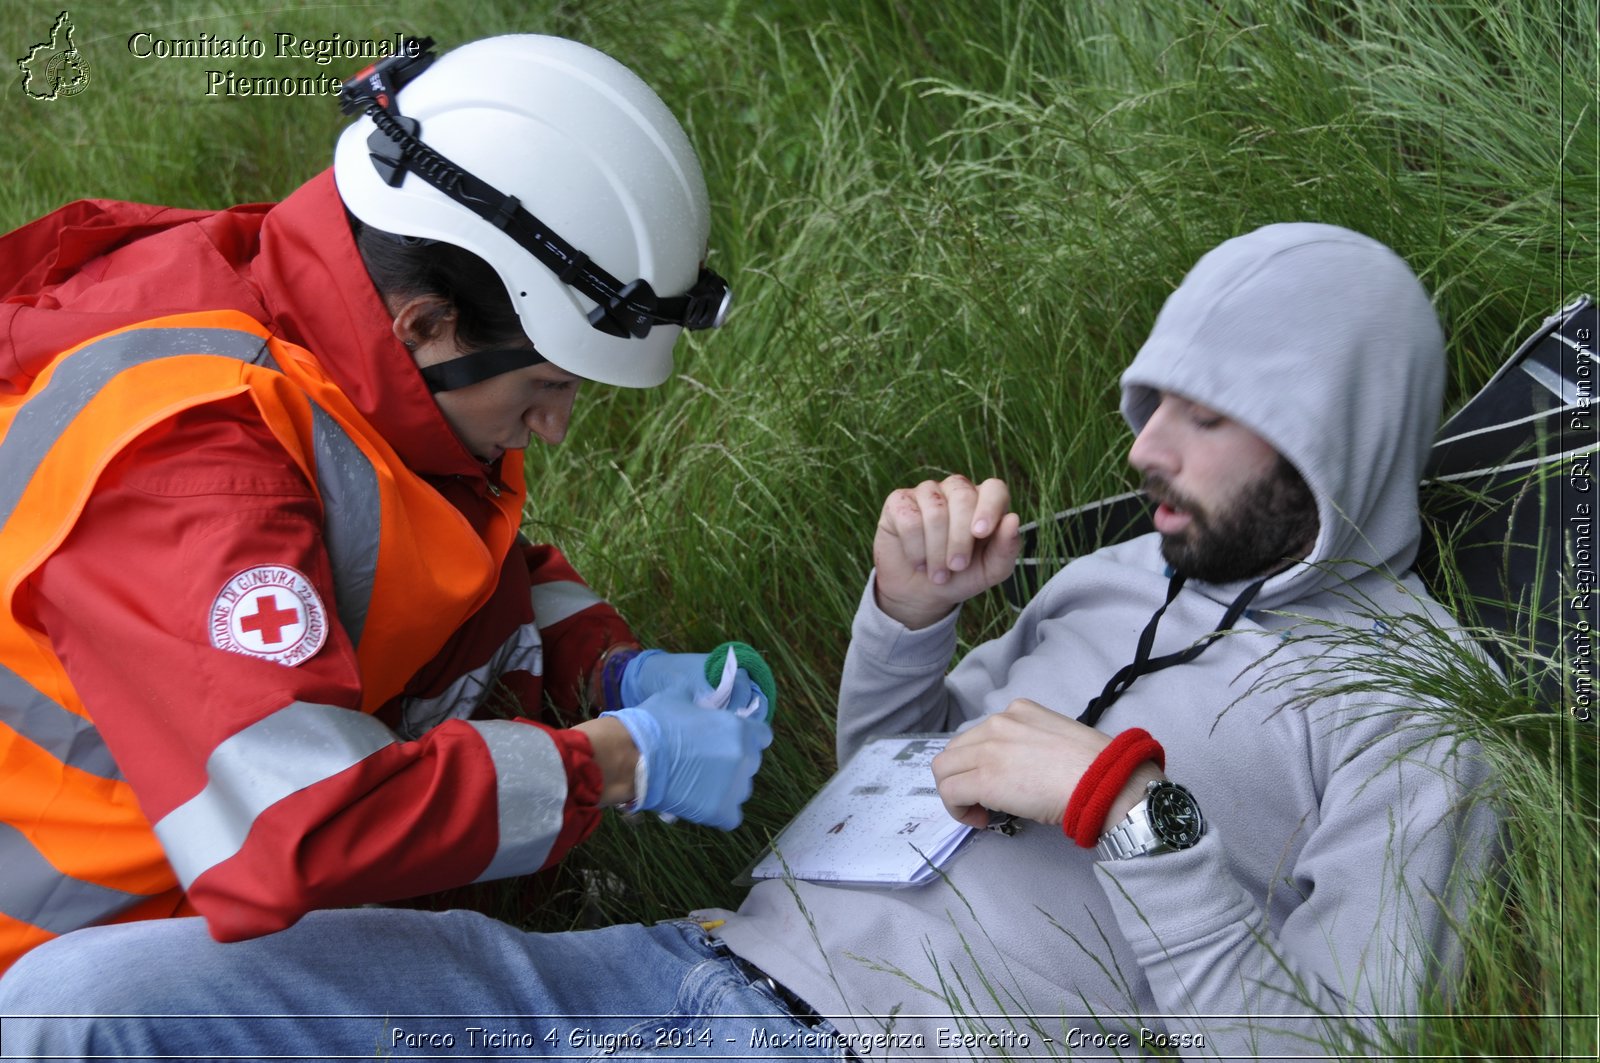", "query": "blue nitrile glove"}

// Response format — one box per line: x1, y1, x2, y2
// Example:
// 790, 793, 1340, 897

601, 690, 773, 829
613, 644, 775, 722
